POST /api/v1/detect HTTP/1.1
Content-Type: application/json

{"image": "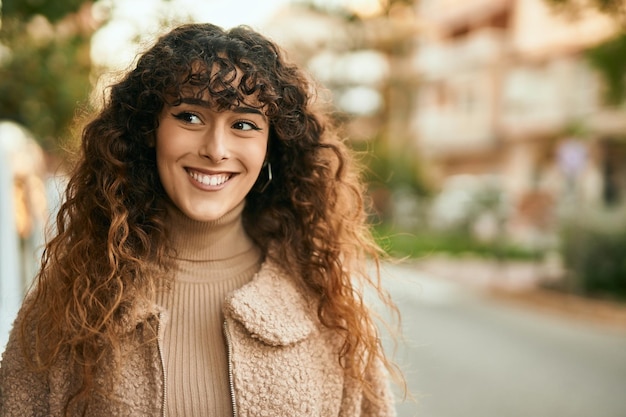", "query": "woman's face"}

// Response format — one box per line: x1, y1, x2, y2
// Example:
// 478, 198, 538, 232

156, 92, 269, 222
